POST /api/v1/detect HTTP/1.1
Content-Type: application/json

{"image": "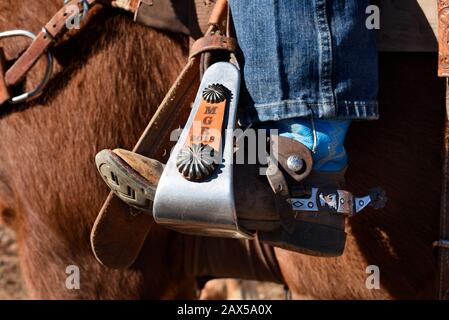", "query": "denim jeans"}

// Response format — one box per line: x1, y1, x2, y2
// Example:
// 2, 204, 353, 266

229, 0, 378, 125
